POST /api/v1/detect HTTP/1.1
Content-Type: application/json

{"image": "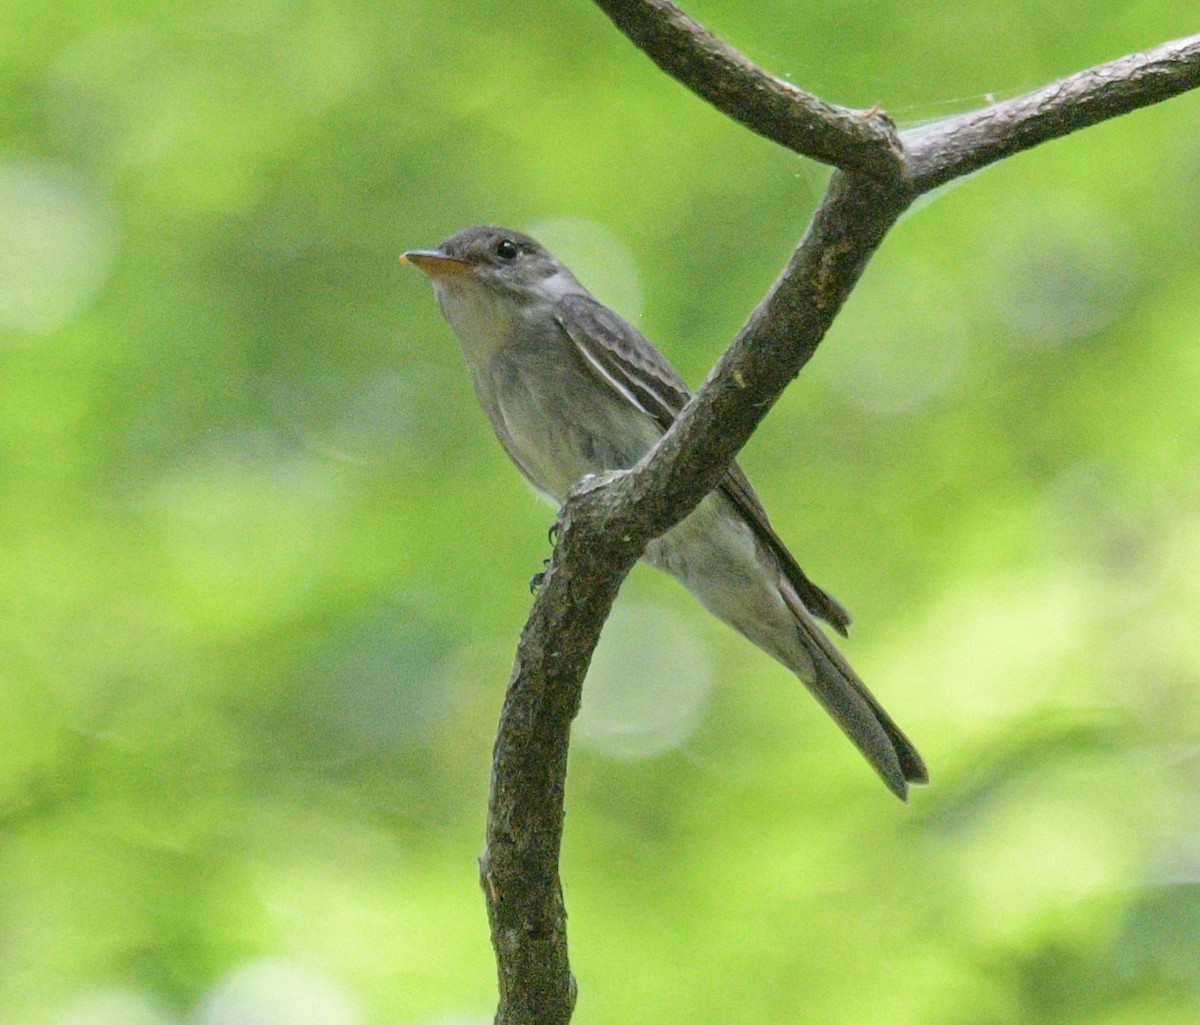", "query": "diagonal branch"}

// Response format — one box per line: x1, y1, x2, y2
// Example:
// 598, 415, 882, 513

610, 171, 910, 536
904, 33, 1200, 190
590, 0, 905, 178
